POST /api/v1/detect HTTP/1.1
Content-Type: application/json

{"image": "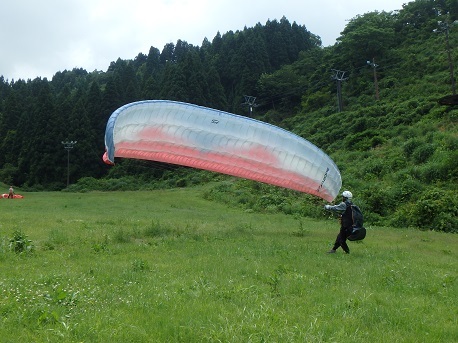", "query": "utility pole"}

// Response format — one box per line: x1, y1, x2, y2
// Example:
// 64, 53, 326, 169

62, 141, 77, 187
242, 95, 258, 116
367, 58, 380, 100
331, 69, 347, 112
434, 17, 458, 95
